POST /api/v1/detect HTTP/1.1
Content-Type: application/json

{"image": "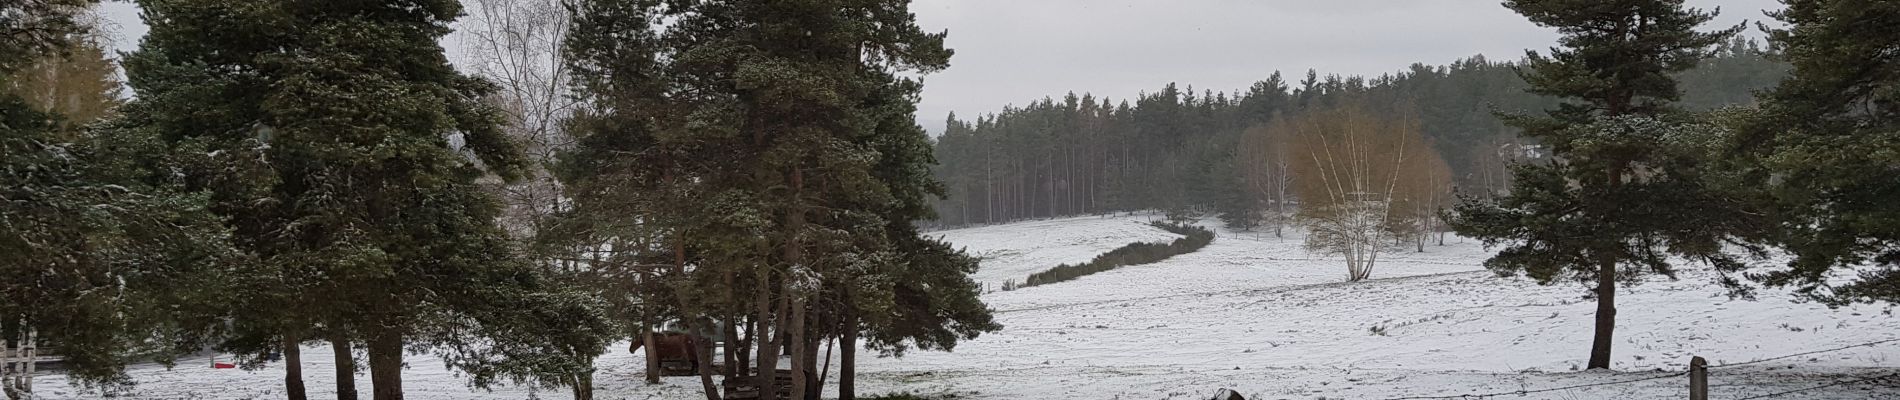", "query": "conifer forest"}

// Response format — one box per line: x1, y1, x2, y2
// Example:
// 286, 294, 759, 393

3, 1, 1899, 399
